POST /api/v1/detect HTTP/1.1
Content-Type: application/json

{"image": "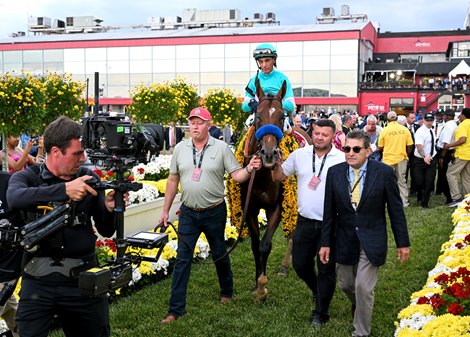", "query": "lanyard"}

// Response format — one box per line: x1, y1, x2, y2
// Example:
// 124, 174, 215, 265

312, 150, 327, 177
192, 142, 208, 169
348, 170, 366, 196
